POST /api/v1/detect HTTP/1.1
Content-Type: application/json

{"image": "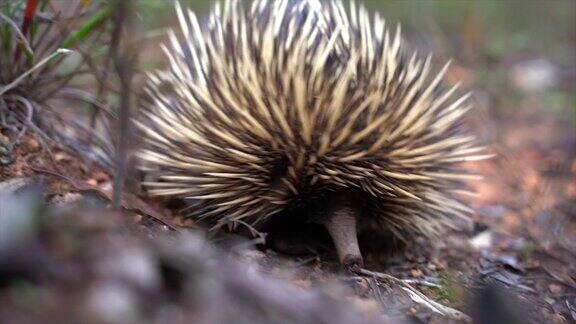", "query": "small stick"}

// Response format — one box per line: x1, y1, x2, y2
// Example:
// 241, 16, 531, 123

356, 268, 471, 322
31, 167, 180, 231
346, 275, 441, 288
110, 0, 138, 210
